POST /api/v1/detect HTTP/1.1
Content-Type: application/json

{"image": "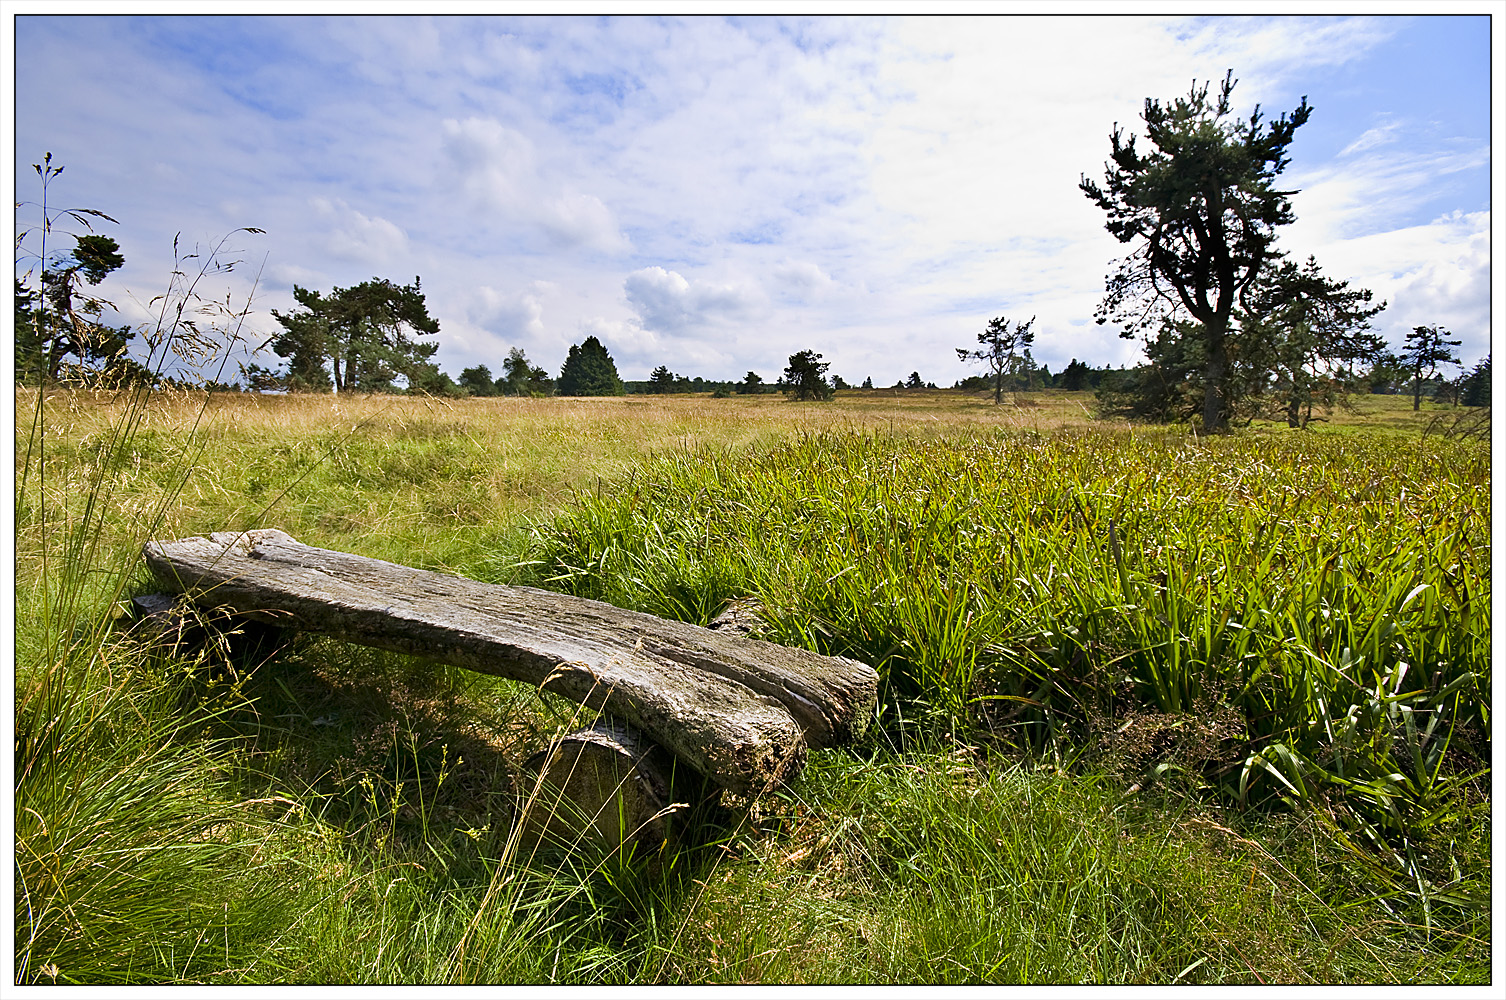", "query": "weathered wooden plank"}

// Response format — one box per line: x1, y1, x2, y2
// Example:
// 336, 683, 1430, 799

143, 529, 877, 794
